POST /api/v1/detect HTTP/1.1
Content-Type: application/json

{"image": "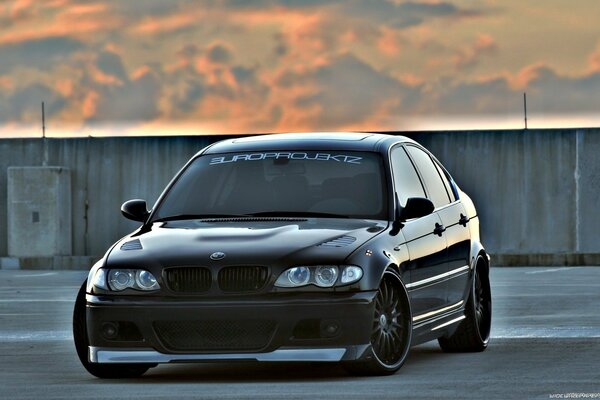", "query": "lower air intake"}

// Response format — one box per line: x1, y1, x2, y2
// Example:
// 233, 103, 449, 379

153, 320, 277, 352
